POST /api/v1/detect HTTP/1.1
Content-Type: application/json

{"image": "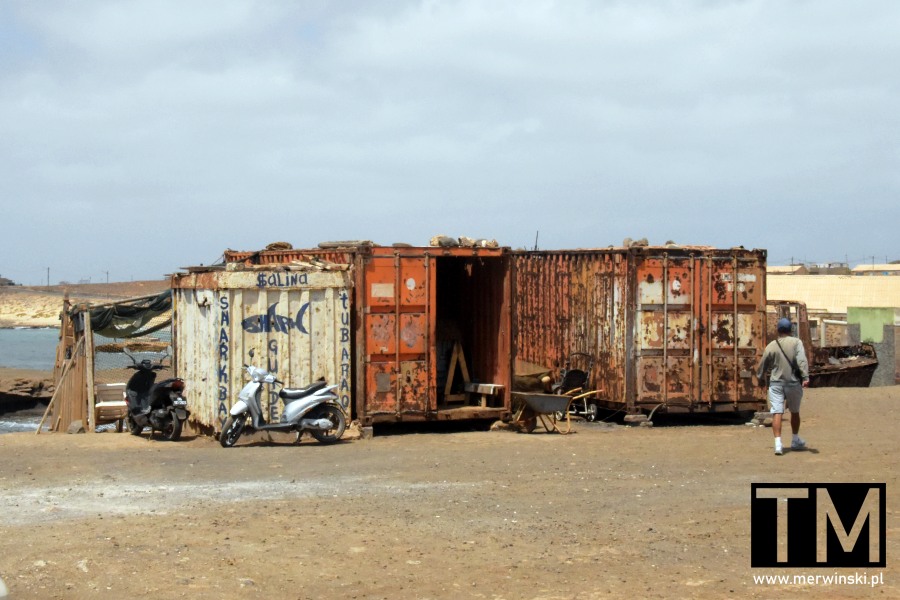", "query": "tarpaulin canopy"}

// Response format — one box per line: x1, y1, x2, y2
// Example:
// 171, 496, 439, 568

72, 290, 172, 338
